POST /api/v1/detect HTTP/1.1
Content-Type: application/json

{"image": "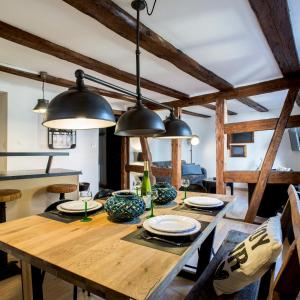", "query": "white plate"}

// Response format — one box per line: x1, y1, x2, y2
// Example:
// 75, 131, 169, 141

143, 216, 201, 236
57, 202, 102, 214
184, 197, 224, 208
148, 215, 196, 233
60, 200, 98, 211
